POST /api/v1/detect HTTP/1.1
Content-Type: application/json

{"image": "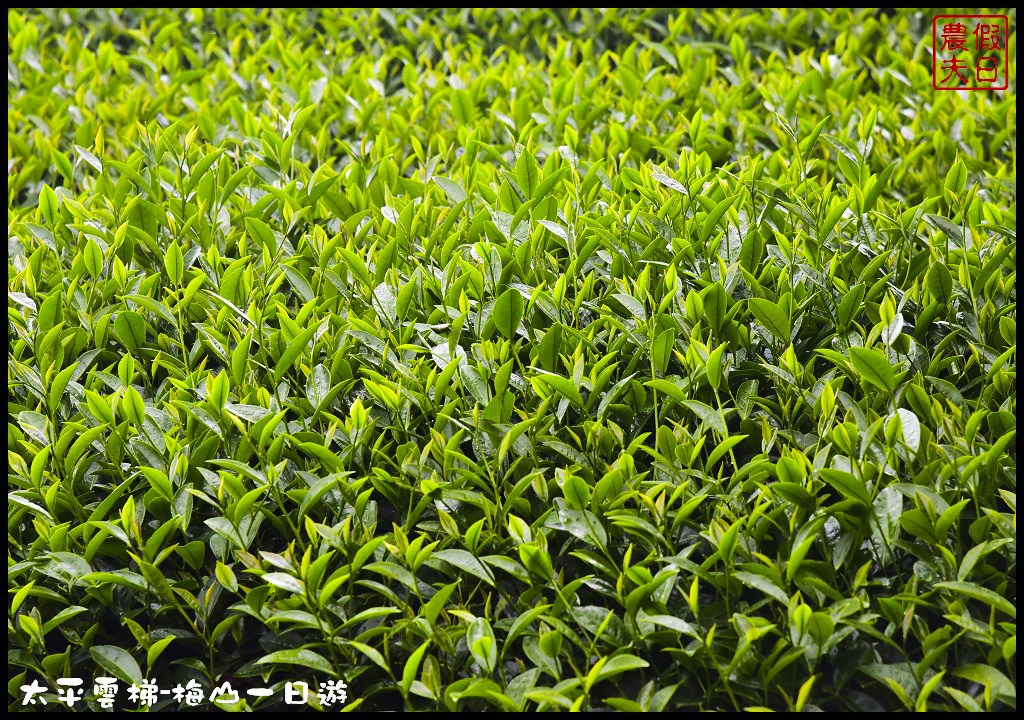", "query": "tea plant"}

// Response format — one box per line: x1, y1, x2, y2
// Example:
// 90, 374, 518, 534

8, 8, 1016, 711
